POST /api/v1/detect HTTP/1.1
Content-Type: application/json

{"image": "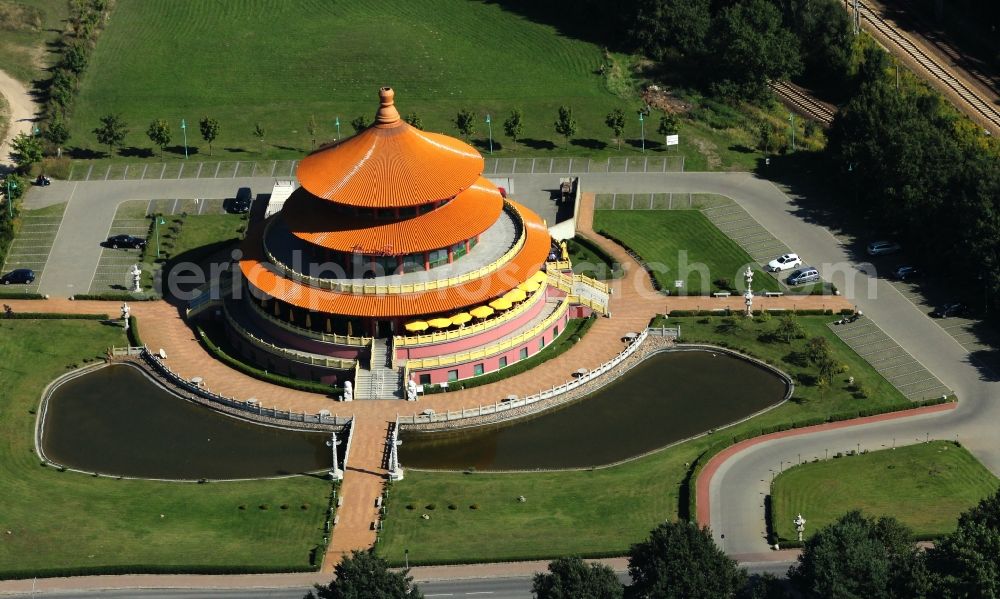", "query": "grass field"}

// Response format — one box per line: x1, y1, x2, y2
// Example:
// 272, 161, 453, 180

0, 319, 332, 575
771, 442, 1000, 541
377, 315, 911, 564
60, 0, 766, 171
0, 0, 67, 84
593, 210, 781, 293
